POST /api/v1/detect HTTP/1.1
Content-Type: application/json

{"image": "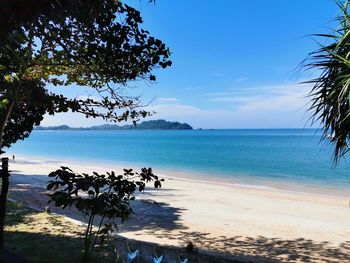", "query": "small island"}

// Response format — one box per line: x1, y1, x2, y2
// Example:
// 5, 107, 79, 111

35, 119, 193, 131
